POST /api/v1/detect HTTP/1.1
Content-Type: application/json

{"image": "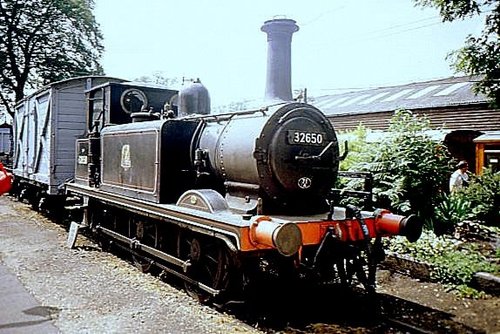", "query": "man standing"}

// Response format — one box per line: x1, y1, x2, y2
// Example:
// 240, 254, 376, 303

449, 160, 469, 193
